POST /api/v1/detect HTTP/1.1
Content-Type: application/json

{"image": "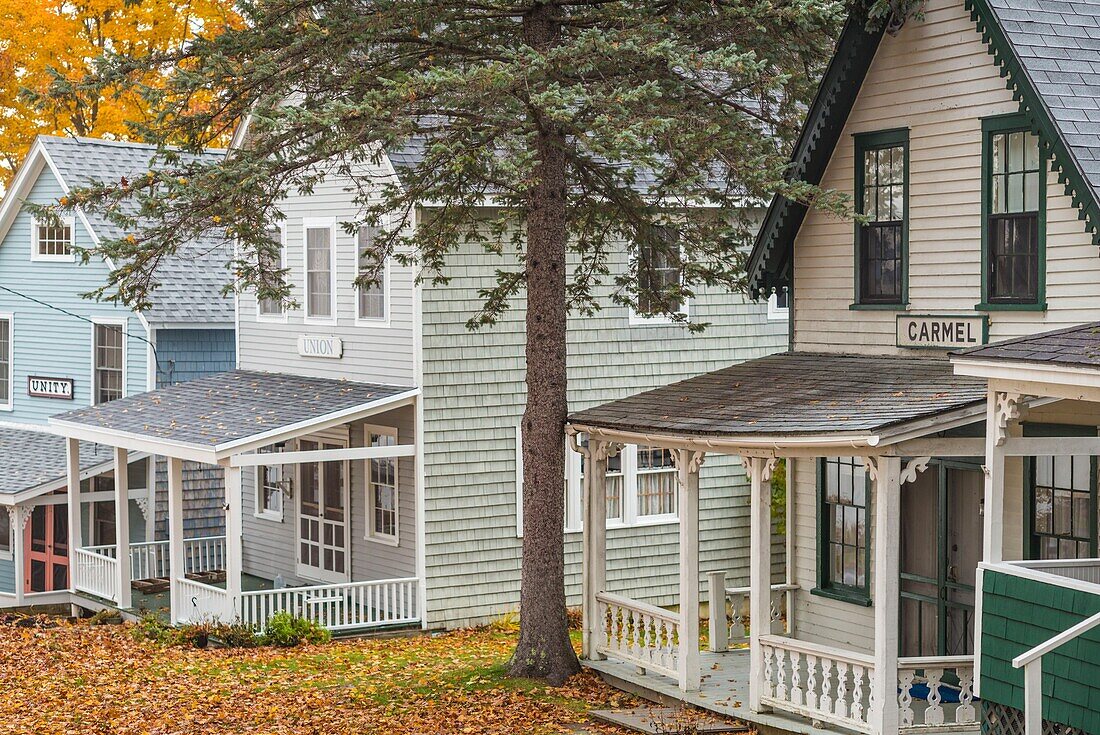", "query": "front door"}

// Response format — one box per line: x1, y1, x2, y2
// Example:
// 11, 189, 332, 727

899, 462, 983, 657
296, 438, 349, 583
25, 505, 68, 593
